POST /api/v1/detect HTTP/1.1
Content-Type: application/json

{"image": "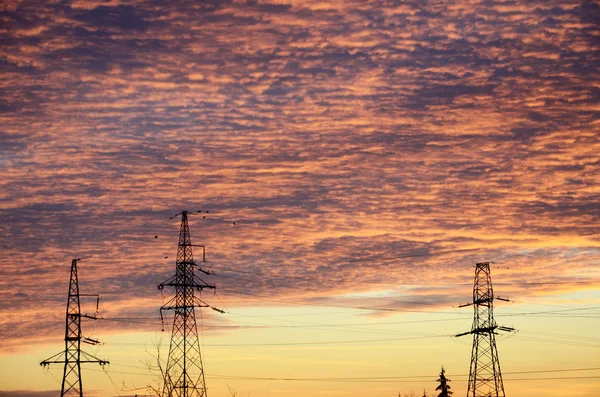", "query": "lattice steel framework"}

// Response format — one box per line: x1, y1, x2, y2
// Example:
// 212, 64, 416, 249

456, 262, 513, 397
159, 211, 217, 397
40, 259, 108, 397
